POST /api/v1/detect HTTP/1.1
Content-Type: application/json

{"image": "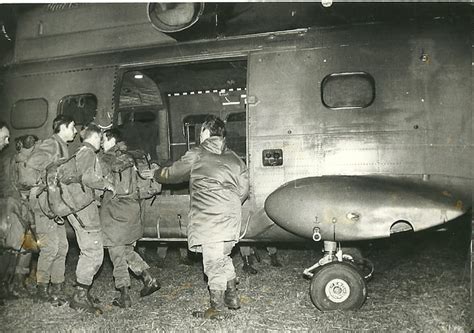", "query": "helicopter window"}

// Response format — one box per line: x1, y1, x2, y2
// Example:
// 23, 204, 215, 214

183, 114, 208, 148
11, 98, 48, 129
58, 94, 97, 125
225, 111, 246, 160
321, 72, 375, 110
181, 112, 246, 158
119, 71, 163, 108
117, 71, 163, 160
